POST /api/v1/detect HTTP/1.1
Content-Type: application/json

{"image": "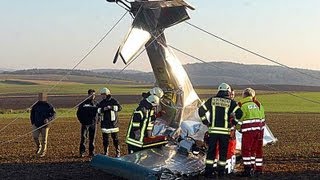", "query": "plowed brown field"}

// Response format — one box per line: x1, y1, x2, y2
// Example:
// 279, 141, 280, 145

1, 112, 319, 179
